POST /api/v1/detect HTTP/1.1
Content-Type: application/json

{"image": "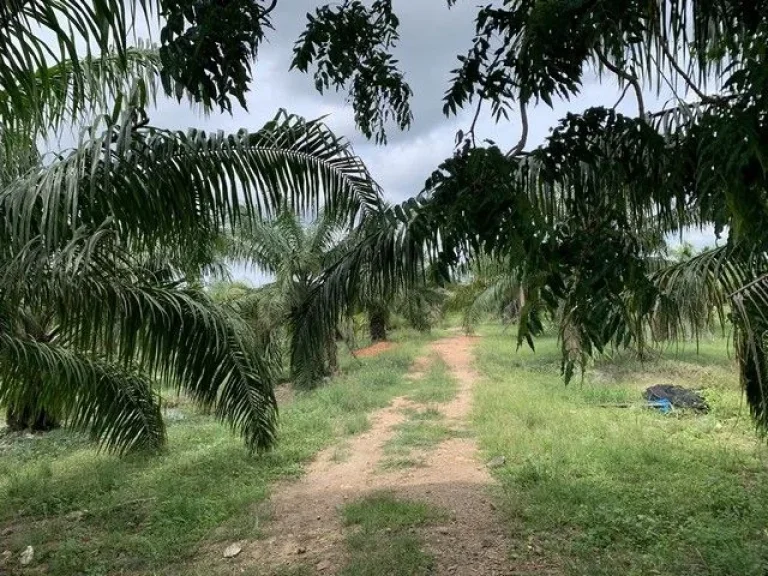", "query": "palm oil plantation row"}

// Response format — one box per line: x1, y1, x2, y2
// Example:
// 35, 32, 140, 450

1, 1, 768, 574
